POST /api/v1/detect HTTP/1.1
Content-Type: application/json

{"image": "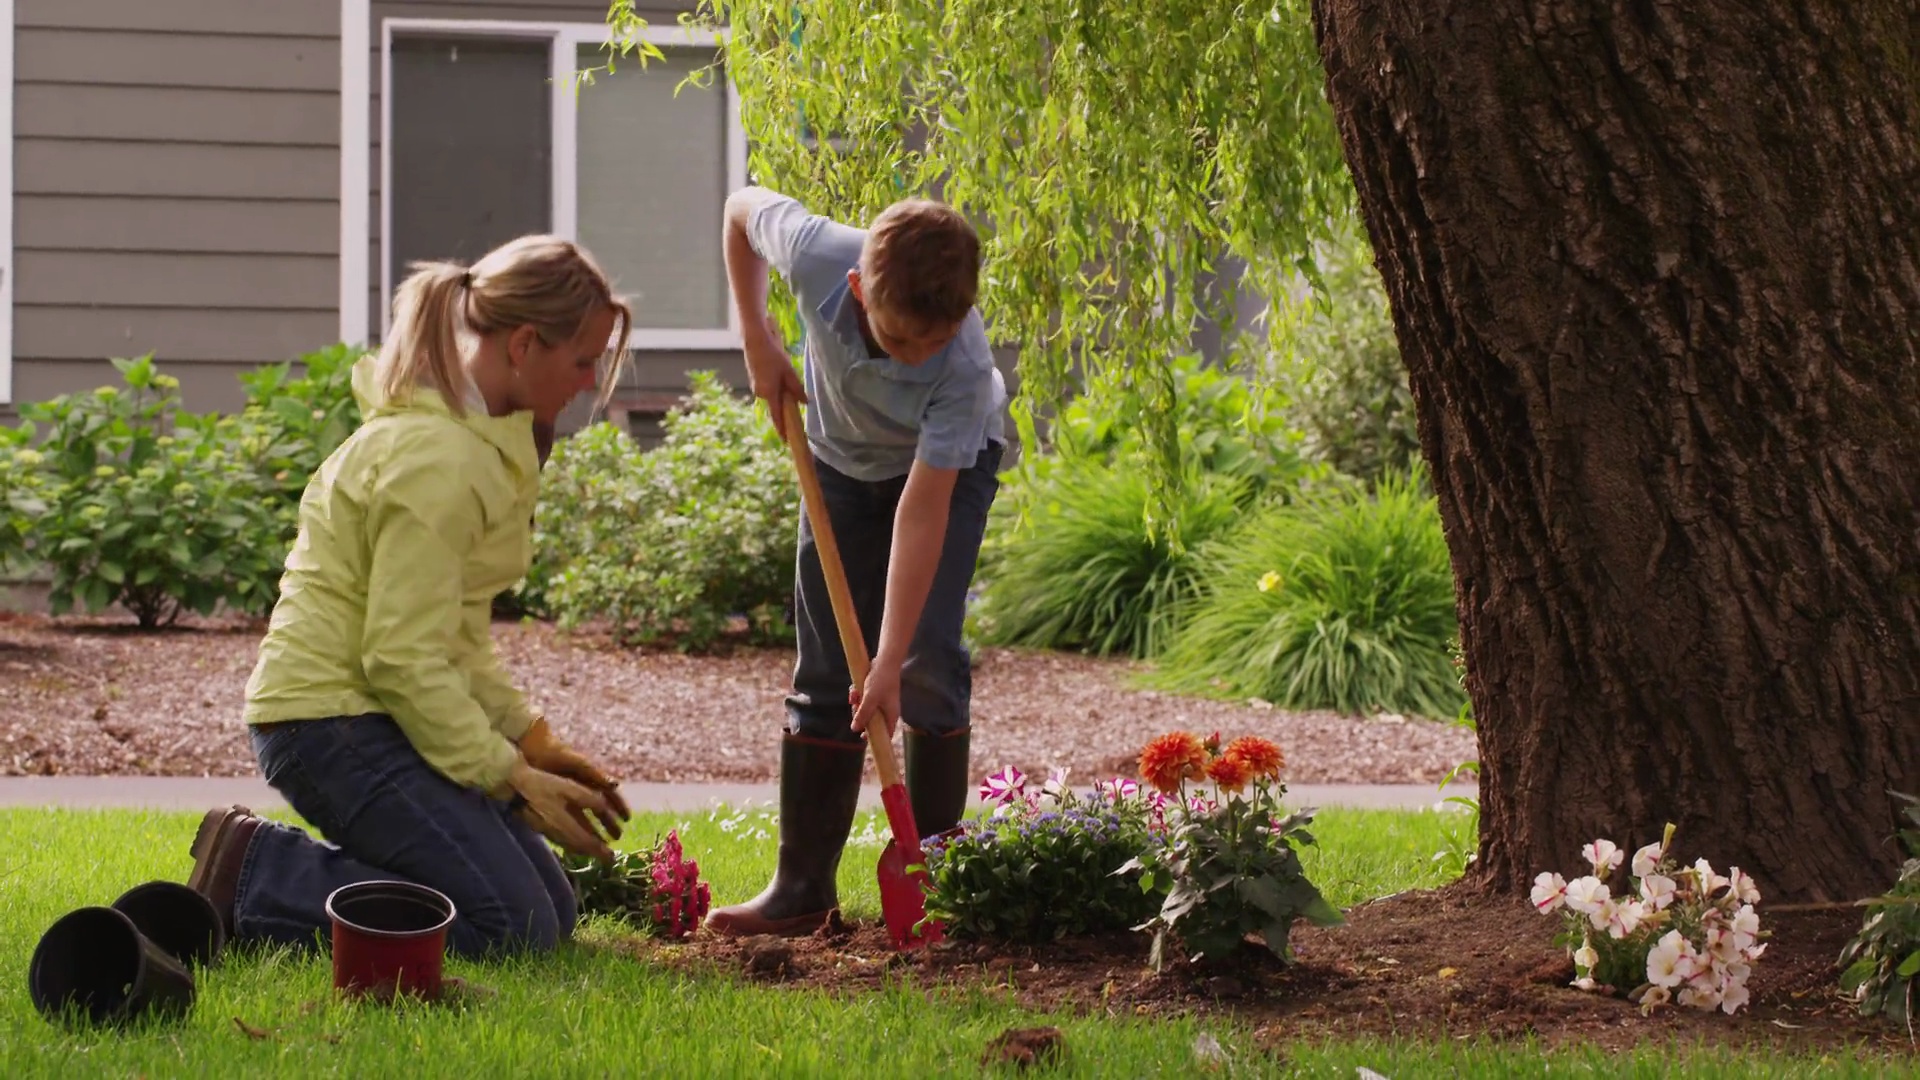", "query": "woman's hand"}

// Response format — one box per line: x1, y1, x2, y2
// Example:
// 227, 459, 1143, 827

516, 718, 631, 825
507, 759, 620, 861
850, 658, 903, 740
